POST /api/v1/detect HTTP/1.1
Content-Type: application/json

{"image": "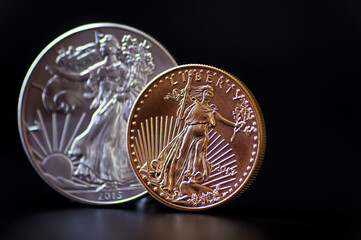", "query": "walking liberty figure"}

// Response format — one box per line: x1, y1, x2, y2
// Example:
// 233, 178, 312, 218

43, 32, 155, 186
145, 72, 240, 200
